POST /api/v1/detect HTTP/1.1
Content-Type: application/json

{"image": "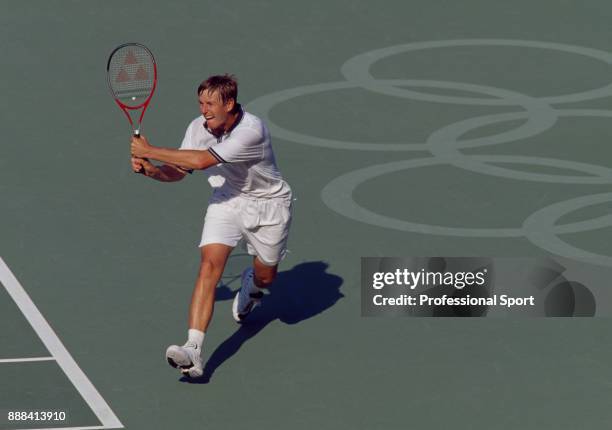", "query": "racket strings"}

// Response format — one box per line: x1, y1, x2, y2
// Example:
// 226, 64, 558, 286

108, 45, 155, 106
